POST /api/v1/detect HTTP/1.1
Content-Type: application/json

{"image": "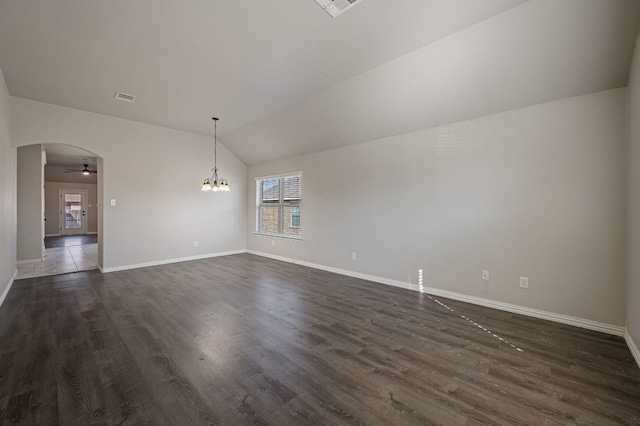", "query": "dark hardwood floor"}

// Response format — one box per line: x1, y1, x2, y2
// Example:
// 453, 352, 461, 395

44, 234, 97, 249
1, 253, 639, 425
